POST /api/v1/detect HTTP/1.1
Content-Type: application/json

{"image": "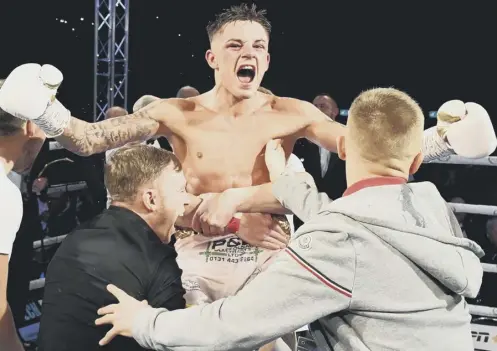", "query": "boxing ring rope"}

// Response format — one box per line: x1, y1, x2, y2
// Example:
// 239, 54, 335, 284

33, 235, 67, 250
449, 203, 497, 216
28, 153, 497, 321
425, 155, 497, 166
